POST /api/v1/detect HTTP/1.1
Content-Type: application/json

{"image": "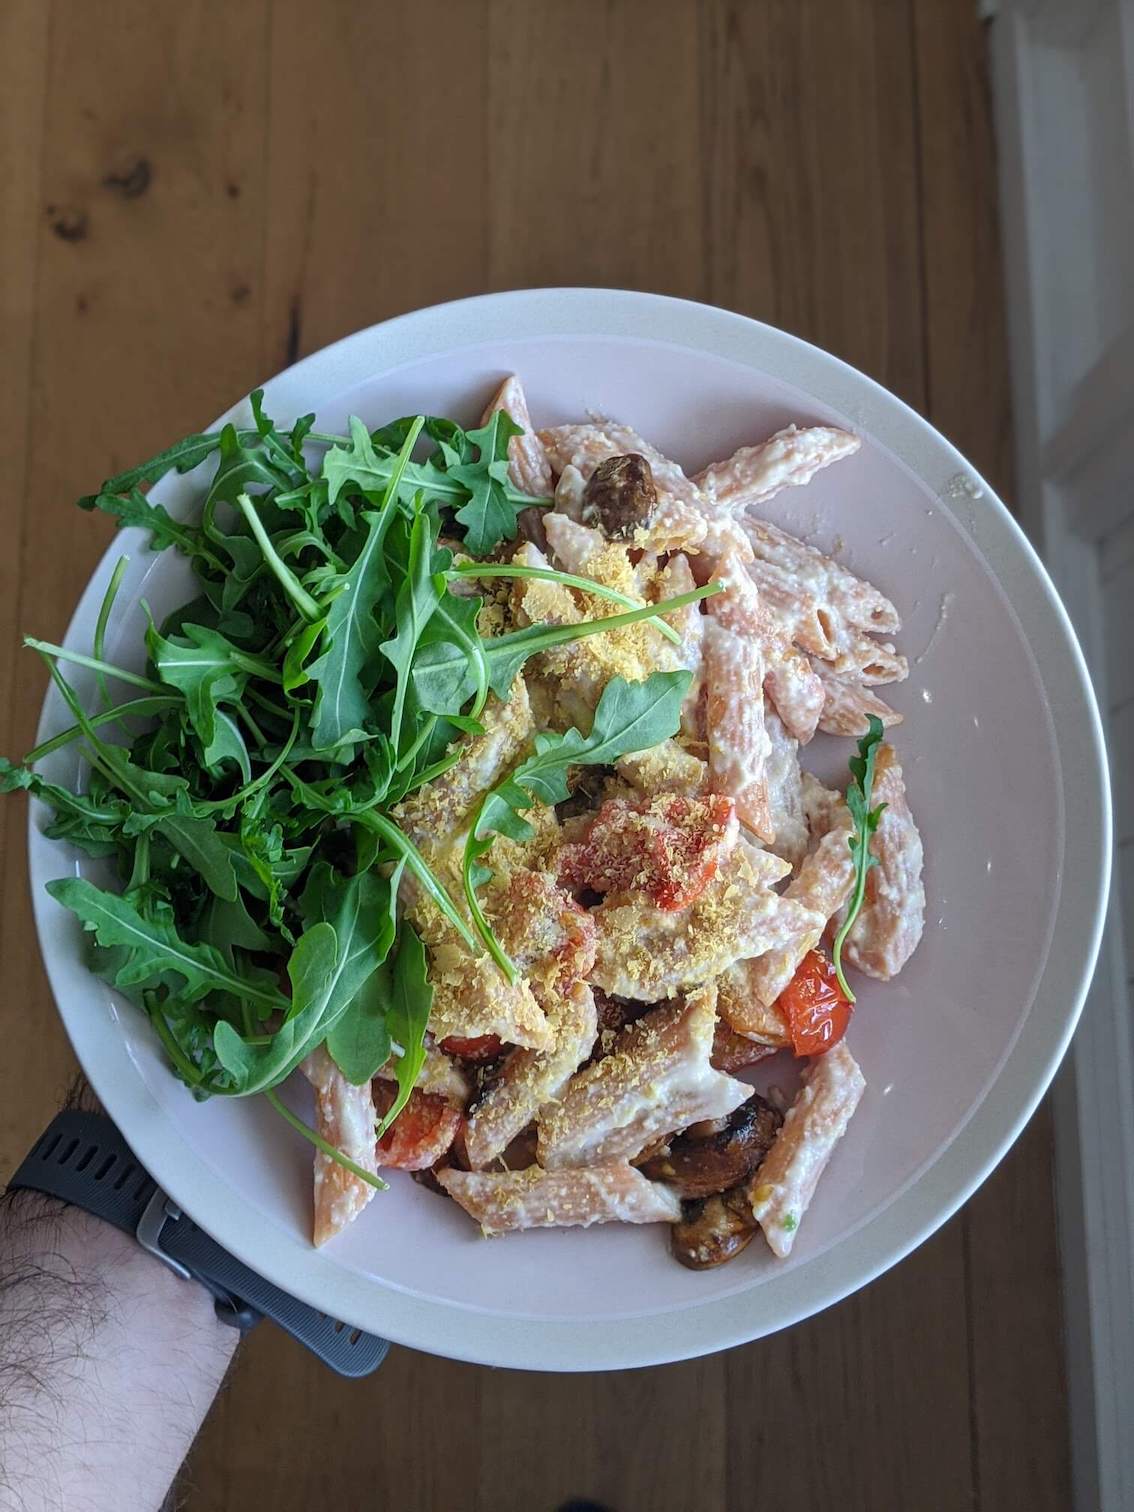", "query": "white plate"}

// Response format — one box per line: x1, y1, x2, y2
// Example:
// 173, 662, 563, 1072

28, 290, 1111, 1371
